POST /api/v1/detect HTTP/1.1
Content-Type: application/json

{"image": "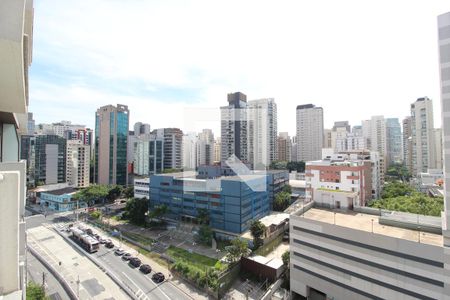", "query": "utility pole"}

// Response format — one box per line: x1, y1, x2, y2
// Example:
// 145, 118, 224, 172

42, 272, 46, 287
77, 275, 80, 298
